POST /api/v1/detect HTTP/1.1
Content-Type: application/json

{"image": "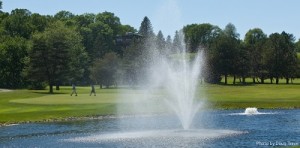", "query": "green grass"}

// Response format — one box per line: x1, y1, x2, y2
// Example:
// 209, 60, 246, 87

201, 84, 300, 109
0, 87, 118, 124
1, 83, 300, 124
